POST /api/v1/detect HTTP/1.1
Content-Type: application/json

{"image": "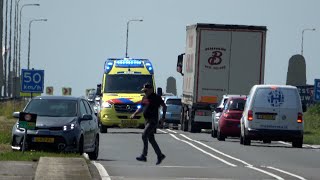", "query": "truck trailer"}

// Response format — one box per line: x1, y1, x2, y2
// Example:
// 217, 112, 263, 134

177, 23, 267, 133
